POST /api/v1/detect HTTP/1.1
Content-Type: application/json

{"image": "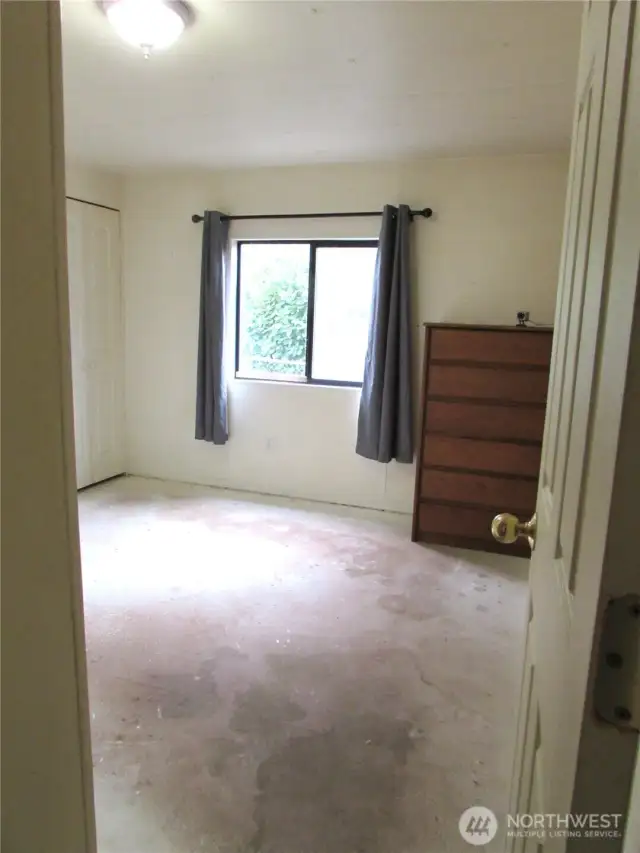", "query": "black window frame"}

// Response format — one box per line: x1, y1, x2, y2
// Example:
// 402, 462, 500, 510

235, 239, 378, 387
